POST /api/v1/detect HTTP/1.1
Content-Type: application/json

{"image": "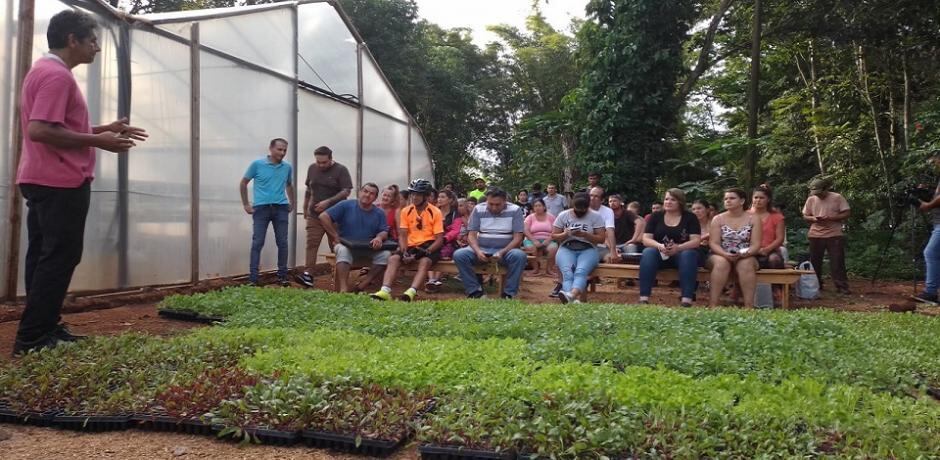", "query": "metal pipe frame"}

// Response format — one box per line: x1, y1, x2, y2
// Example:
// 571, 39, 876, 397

189, 22, 200, 283
289, 5, 299, 269
356, 43, 364, 190
116, 23, 131, 288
